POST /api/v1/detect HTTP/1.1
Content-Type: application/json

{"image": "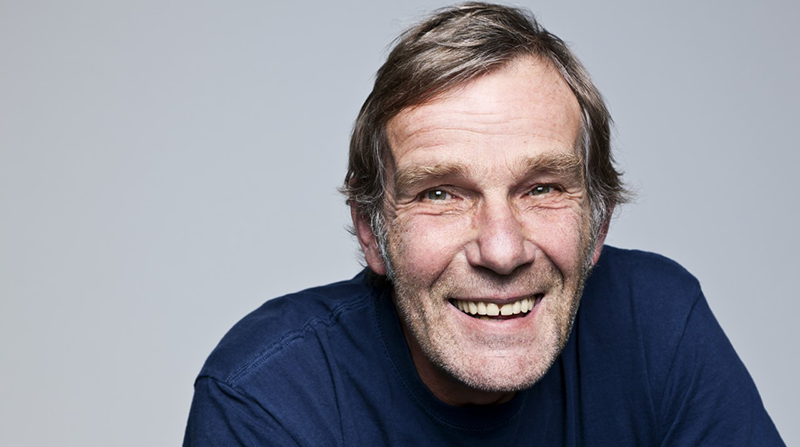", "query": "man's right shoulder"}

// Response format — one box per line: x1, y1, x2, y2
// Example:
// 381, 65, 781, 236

196, 271, 379, 386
